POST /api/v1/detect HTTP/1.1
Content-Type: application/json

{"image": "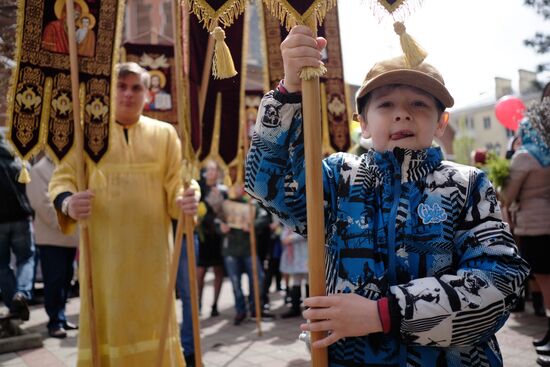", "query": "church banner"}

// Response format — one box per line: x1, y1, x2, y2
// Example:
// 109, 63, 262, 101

188, 8, 248, 177
261, 2, 351, 153
7, 0, 125, 164
123, 43, 178, 126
